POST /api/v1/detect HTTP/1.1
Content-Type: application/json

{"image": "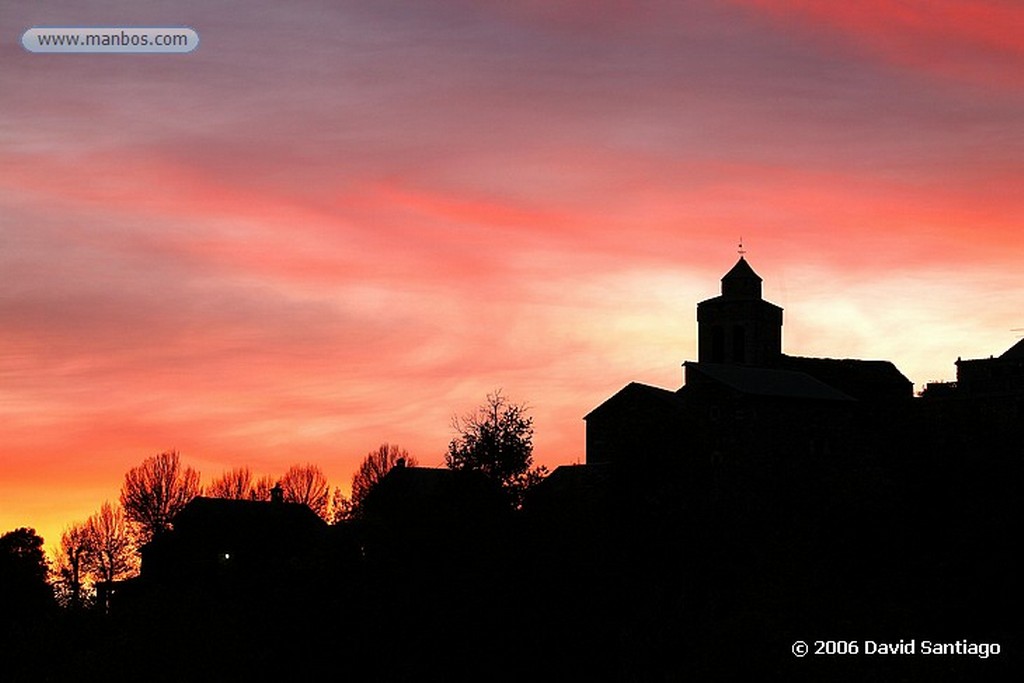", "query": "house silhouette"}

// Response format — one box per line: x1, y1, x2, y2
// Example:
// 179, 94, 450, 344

139, 491, 328, 588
